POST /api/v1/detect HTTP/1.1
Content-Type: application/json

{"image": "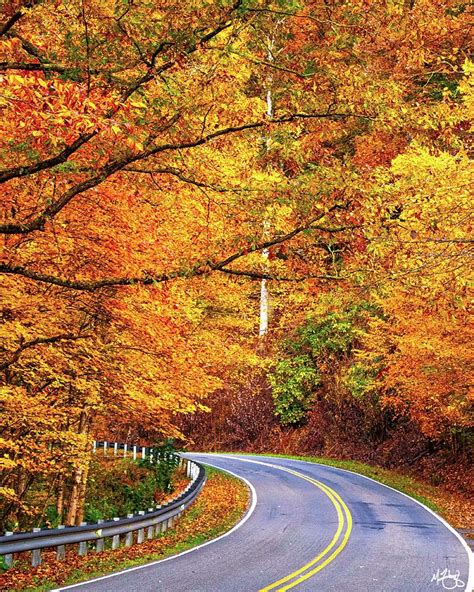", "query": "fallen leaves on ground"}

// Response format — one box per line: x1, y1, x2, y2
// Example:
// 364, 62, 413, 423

0, 470, 249, 591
